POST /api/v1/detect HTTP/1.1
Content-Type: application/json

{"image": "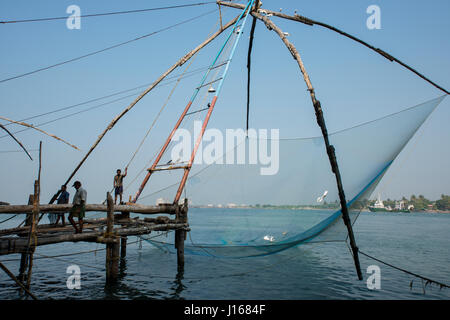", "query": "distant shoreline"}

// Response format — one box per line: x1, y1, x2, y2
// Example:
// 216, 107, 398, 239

191, 205, 450, 214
